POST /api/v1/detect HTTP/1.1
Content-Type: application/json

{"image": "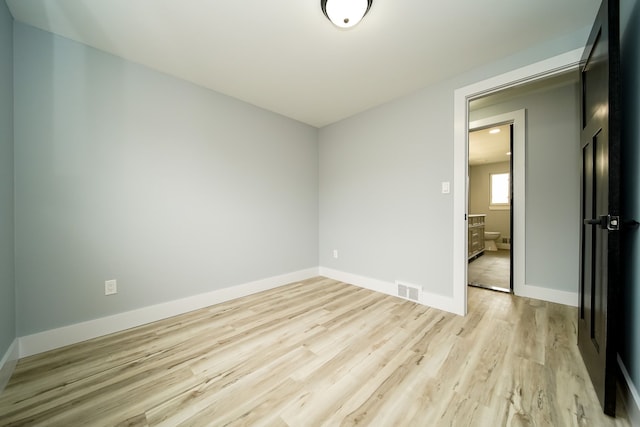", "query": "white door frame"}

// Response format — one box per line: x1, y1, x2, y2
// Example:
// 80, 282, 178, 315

452, 48, 583, 315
